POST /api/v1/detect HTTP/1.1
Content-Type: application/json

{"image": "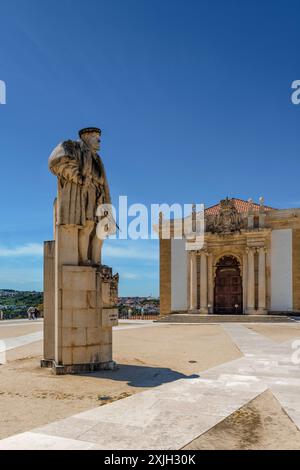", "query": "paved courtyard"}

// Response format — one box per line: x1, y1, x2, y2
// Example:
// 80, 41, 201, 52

0, 318, 300, 449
